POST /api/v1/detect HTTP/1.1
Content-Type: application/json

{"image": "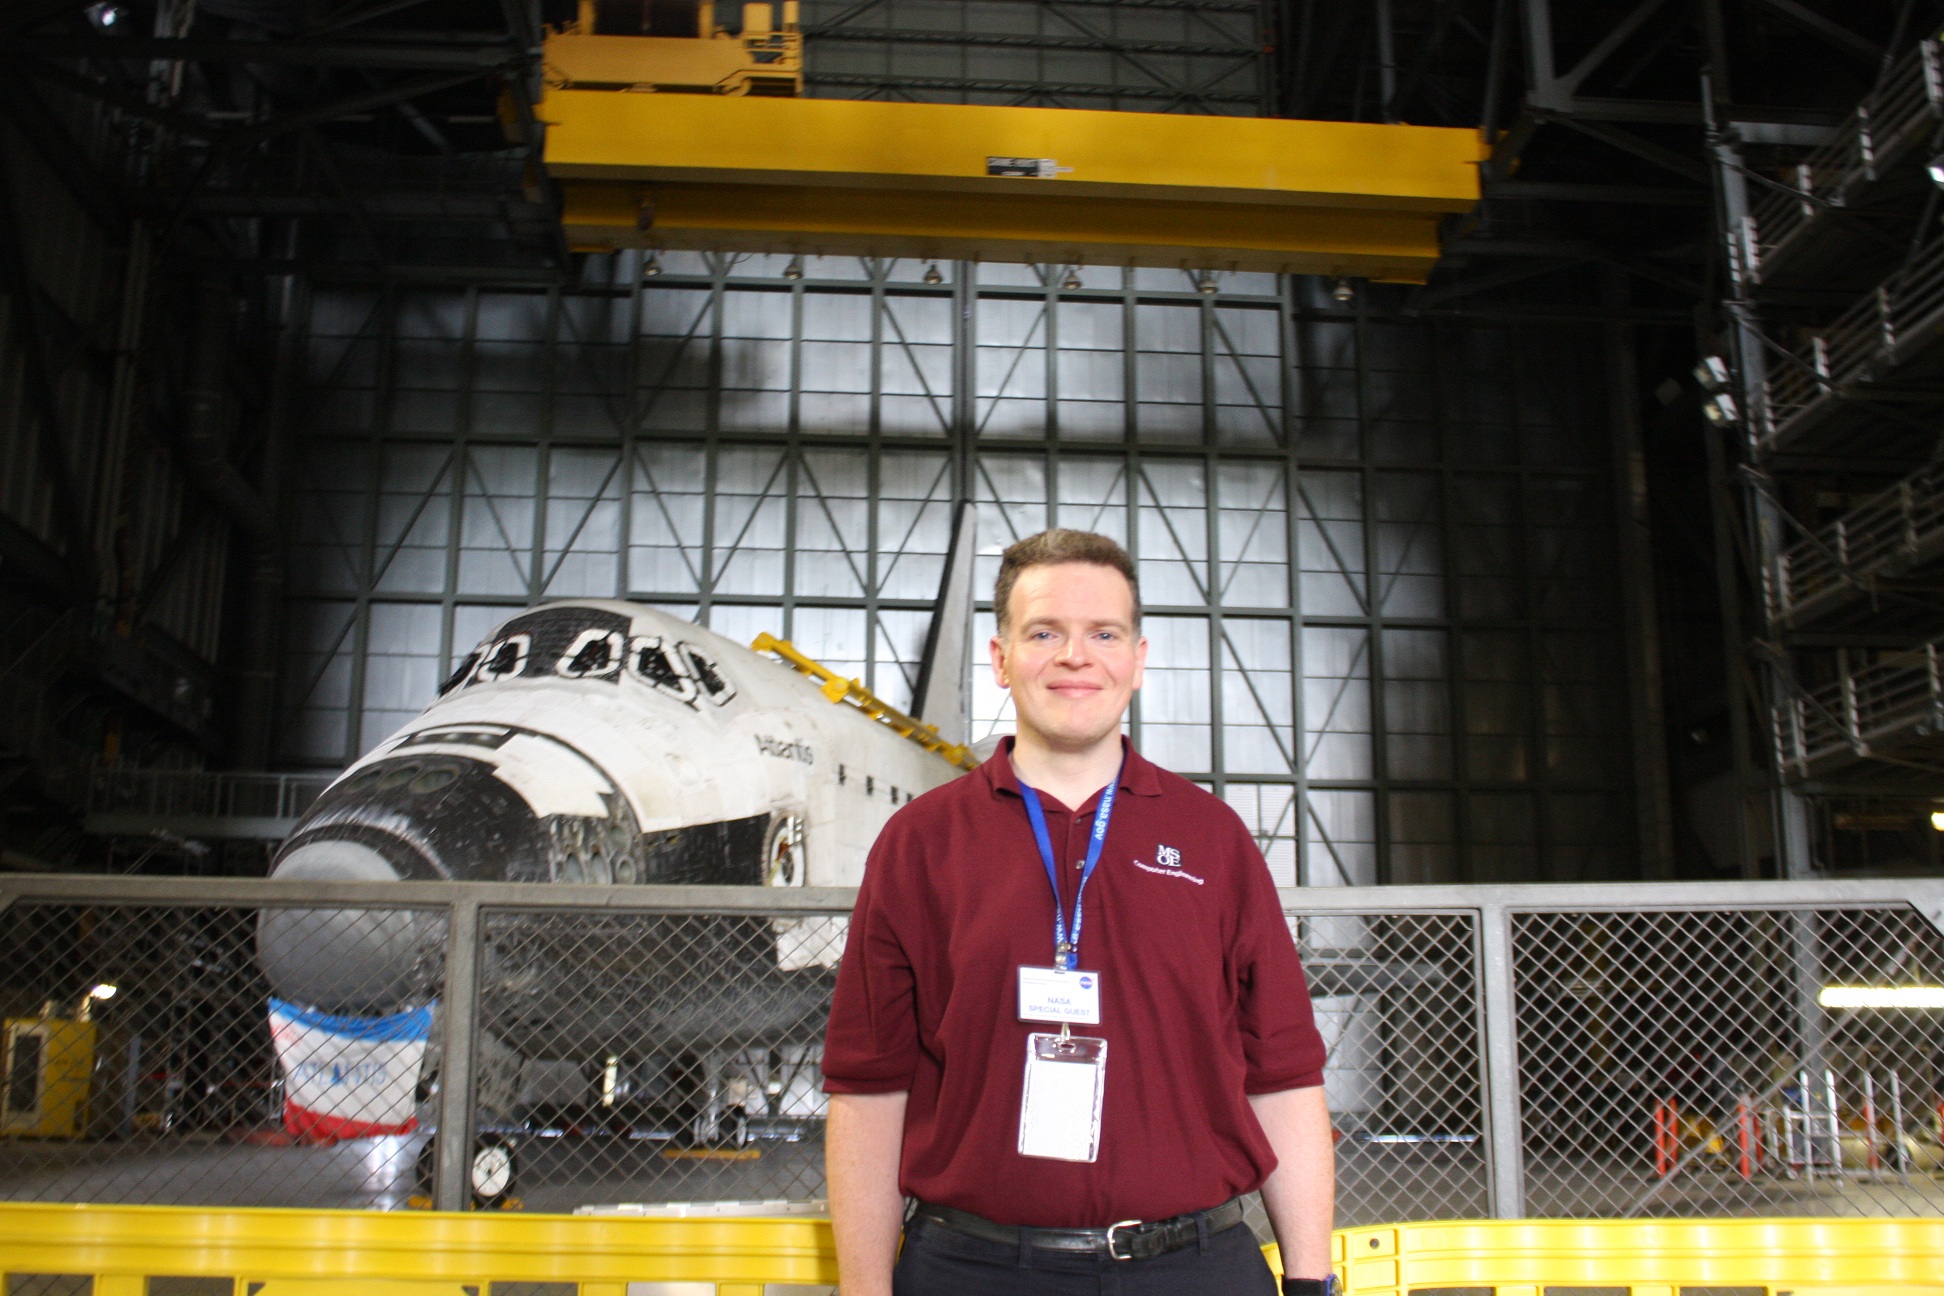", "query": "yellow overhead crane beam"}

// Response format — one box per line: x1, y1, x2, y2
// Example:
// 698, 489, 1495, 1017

541, 81, 1485, 281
